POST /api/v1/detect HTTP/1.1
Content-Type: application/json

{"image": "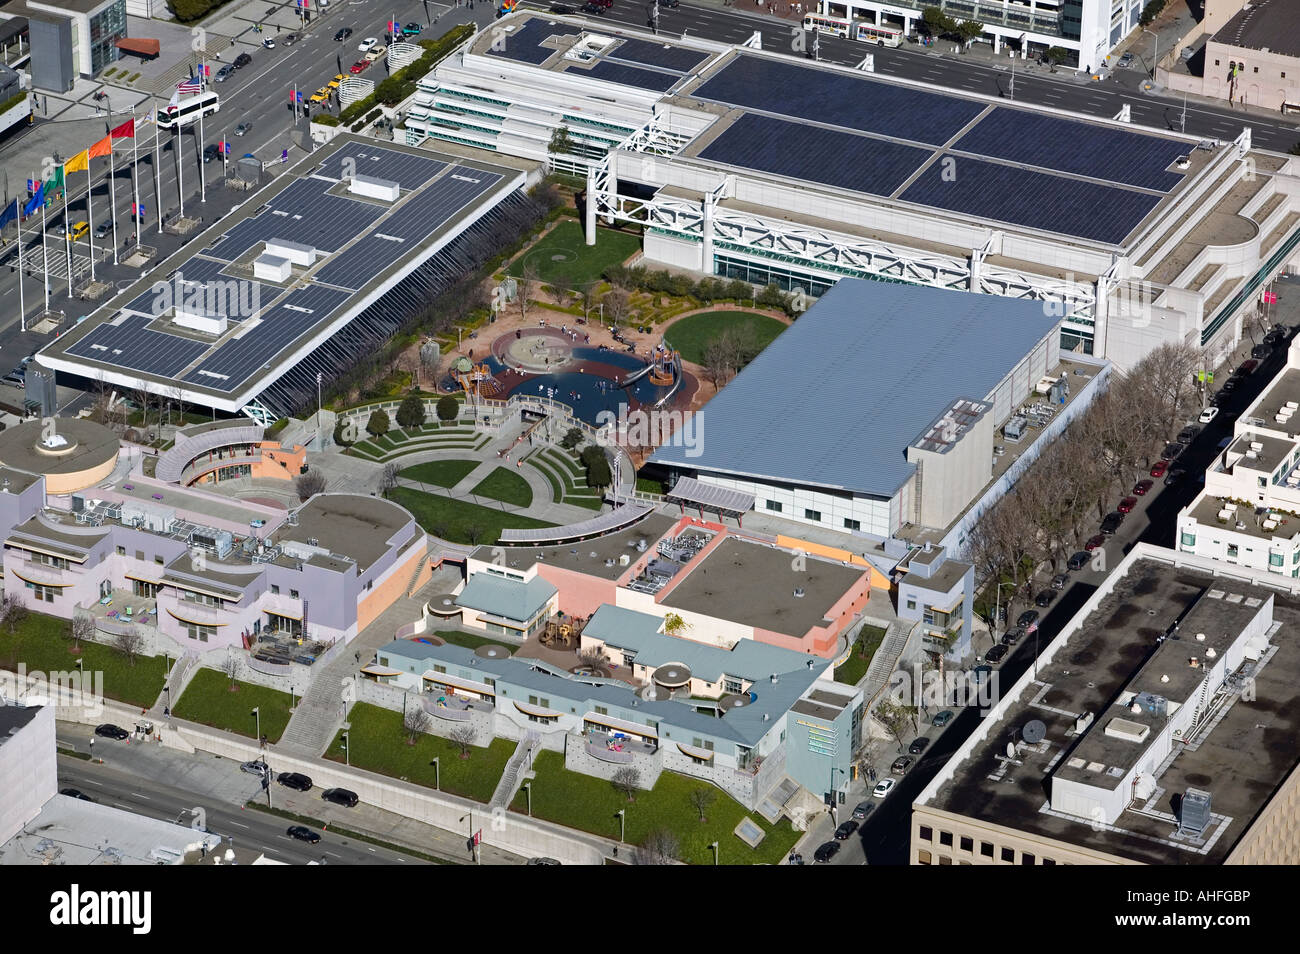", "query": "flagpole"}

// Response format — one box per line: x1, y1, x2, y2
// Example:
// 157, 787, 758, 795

14, 202, 24, 332
40, 184, 49, 314
198, 81, 206, 204
86, 164, 95, 283
131, 109, 141, 248
62, 170, 72, 297
109, 130, 119, 265
176, 125, 185, 220
154, 112, 162, 232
